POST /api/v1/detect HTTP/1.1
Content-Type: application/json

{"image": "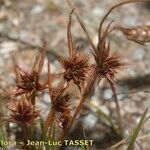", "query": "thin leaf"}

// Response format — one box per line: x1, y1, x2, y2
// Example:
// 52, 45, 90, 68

67, 9, 74, 58
127, 108, 148, 150
89, 102, 119, 135
48, 60, 52, 89
32, 41, 47, 75
66, 0, 96, 52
